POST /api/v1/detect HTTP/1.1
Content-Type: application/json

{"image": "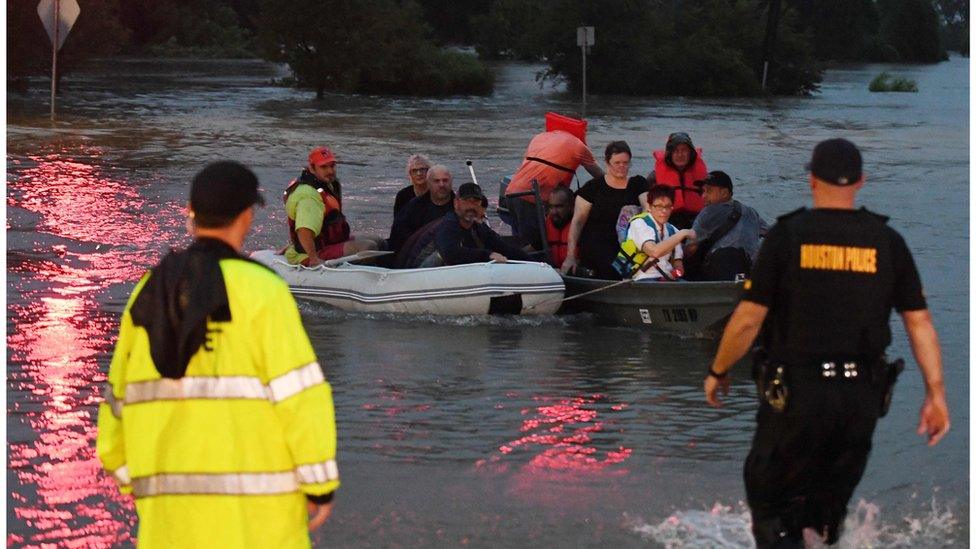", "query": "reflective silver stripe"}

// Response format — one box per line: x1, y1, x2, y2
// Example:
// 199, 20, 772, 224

268, 362, 325, 403
114, 465, 131, 485
103, 383, 123, 418
132, 472, 299, 497
125, 377, 269, 405
296, 460, 339, 485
